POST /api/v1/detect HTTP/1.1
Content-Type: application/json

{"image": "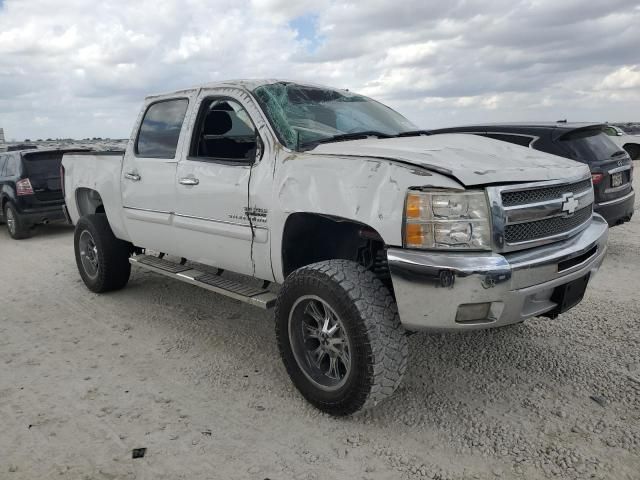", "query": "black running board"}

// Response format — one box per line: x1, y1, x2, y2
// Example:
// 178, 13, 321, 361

130, 255, 277, 309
